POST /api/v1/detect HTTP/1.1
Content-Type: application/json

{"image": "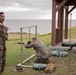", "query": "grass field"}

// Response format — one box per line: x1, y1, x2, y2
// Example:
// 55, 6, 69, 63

2, 27, 76, 75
